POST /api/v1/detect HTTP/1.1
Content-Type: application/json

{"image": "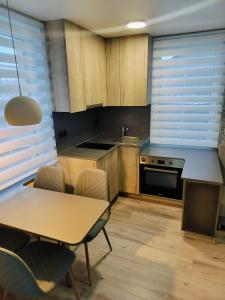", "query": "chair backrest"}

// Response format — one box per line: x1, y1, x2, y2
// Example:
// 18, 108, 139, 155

0, 247, 43, 298
75, 169, 109, 202
34, 165, 65, 193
